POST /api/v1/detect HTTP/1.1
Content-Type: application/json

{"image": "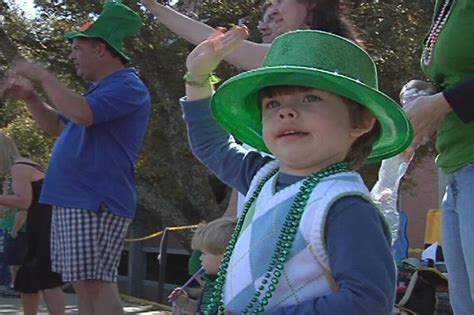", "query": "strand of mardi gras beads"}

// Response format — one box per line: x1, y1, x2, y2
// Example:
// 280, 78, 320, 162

204, 161, 349, 314
422, 0, 455, 65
